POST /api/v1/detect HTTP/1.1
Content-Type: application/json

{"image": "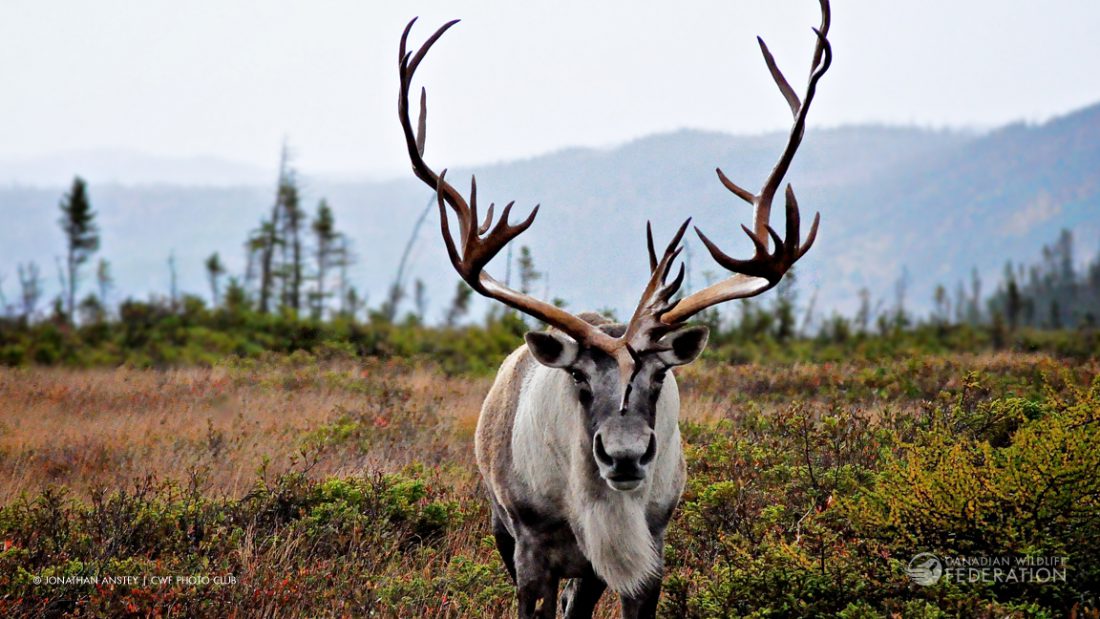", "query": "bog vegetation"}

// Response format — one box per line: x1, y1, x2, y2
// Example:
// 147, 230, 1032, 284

0, 353, 1098, 617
